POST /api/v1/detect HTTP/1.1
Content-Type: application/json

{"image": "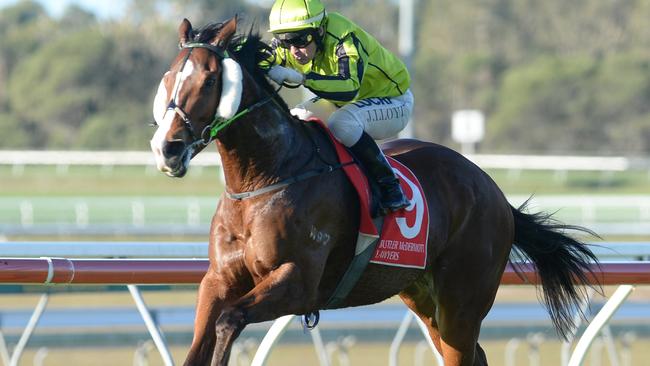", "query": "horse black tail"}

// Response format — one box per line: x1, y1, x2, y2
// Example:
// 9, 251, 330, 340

510, 200, 601, 340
